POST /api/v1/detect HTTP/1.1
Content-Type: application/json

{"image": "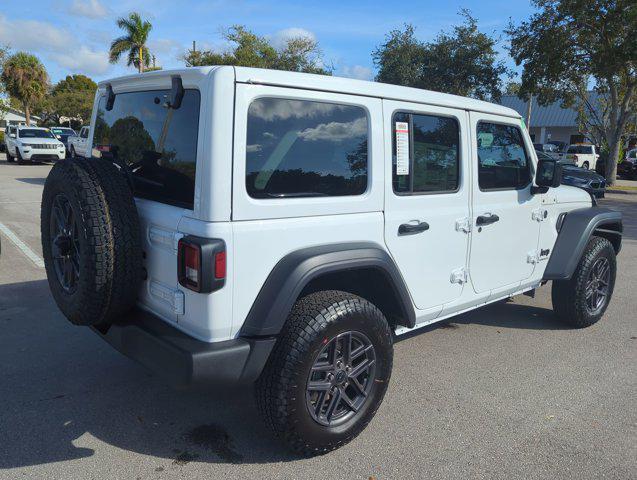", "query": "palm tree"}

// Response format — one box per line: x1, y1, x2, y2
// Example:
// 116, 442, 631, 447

0, 52, 48, 125
109, 12, 153, 73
